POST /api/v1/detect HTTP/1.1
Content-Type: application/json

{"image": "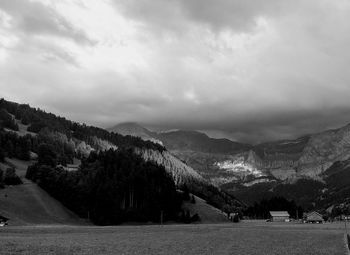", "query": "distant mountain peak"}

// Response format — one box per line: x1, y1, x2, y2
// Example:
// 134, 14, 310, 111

108, 122, 147, 131
161, 129, 210, 137
108, 122, 163, 145
108, 122, 151, 135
